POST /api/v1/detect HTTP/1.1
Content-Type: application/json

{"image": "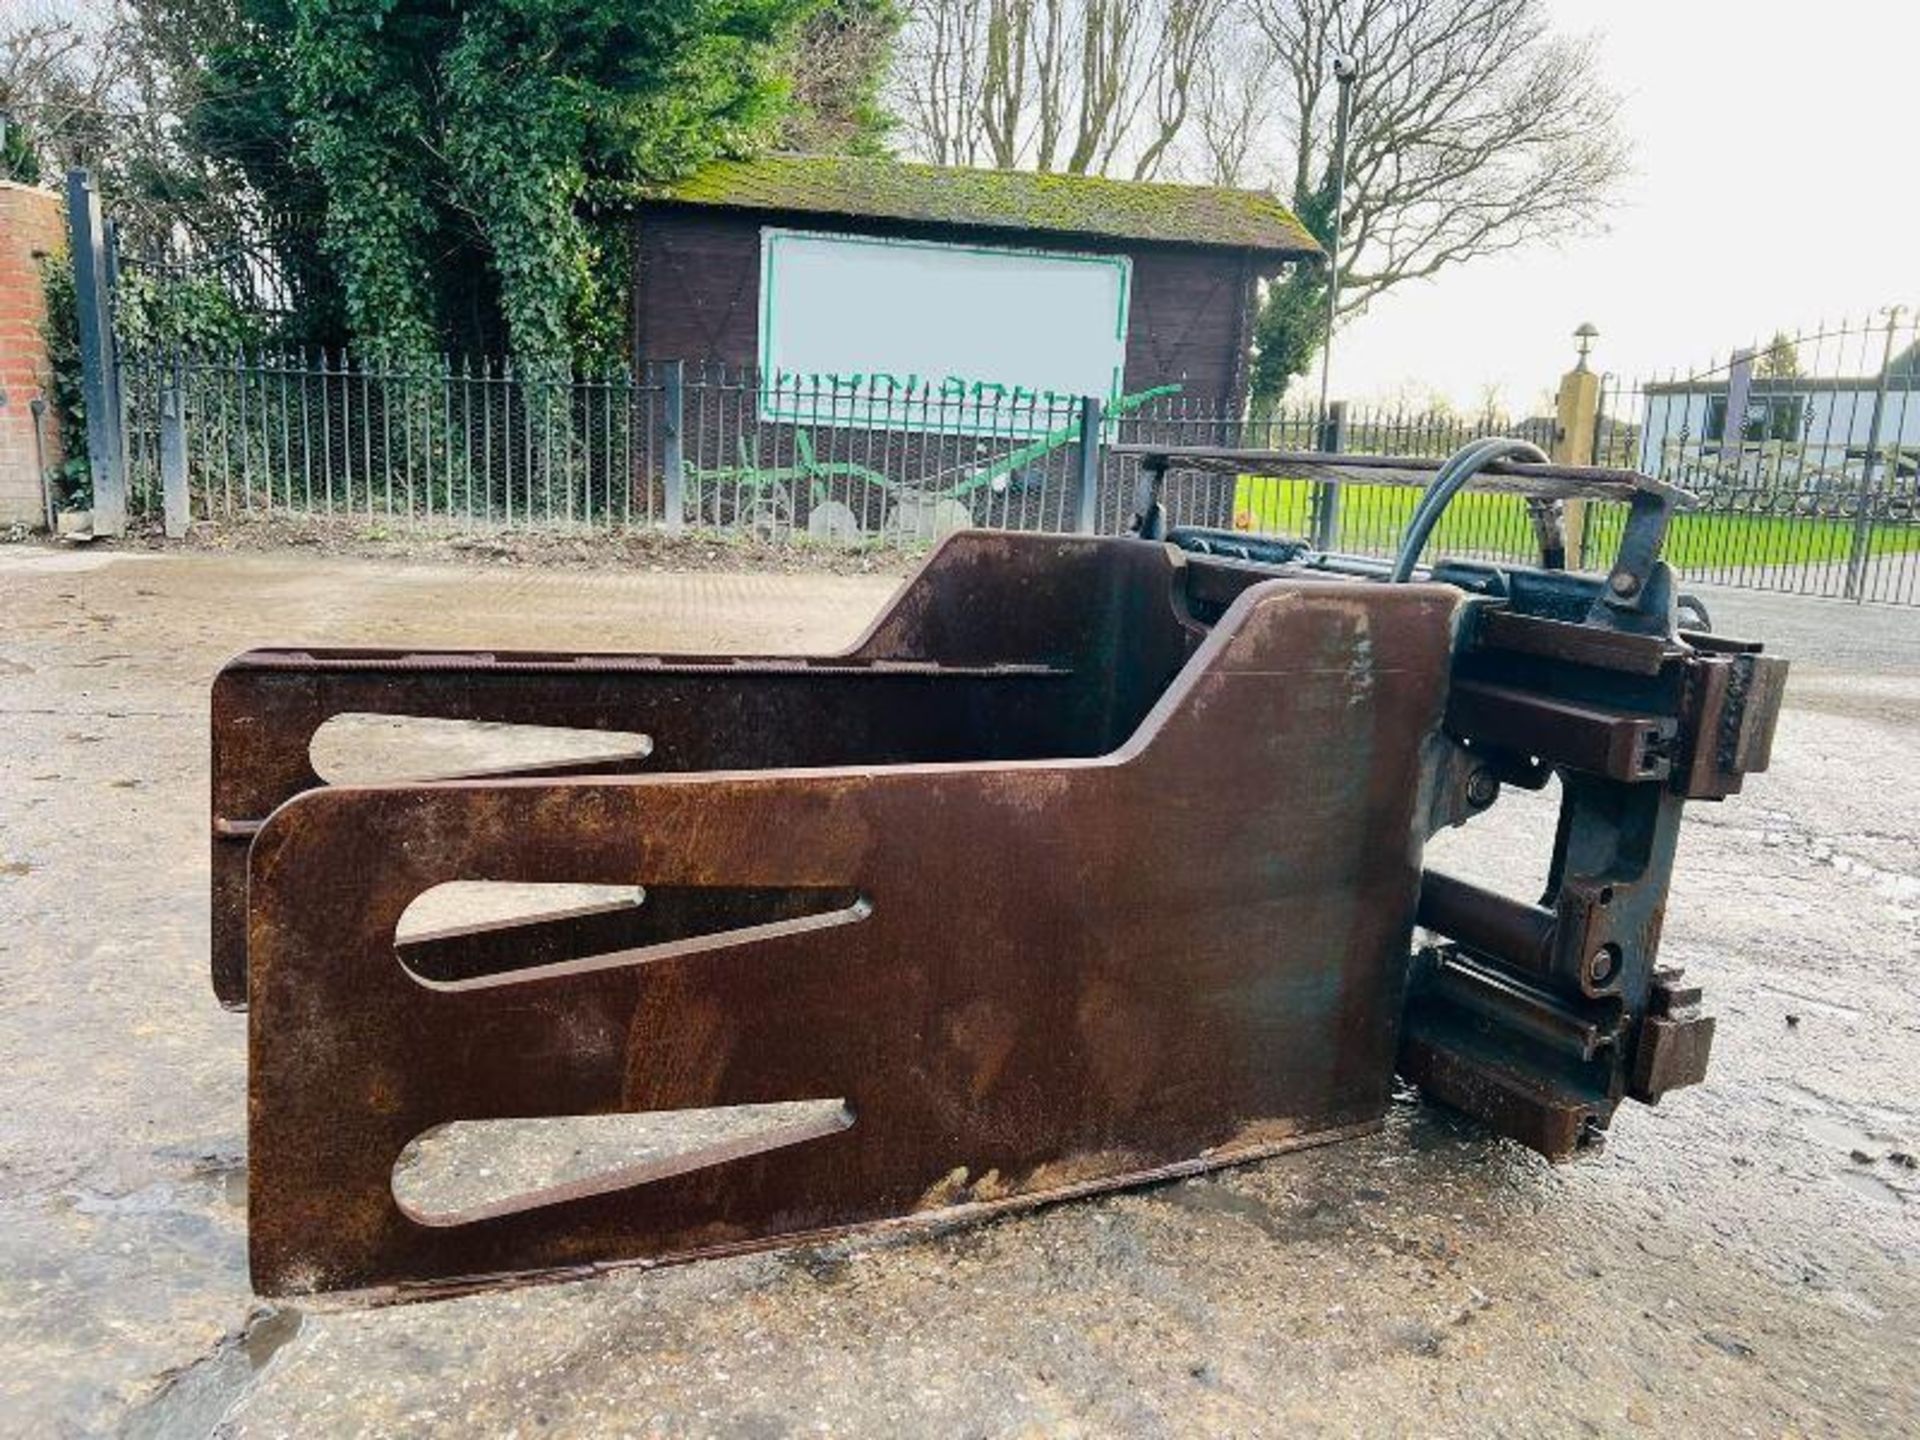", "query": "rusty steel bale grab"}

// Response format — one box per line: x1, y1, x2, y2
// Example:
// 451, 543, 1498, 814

209, 446, 1785, 1301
